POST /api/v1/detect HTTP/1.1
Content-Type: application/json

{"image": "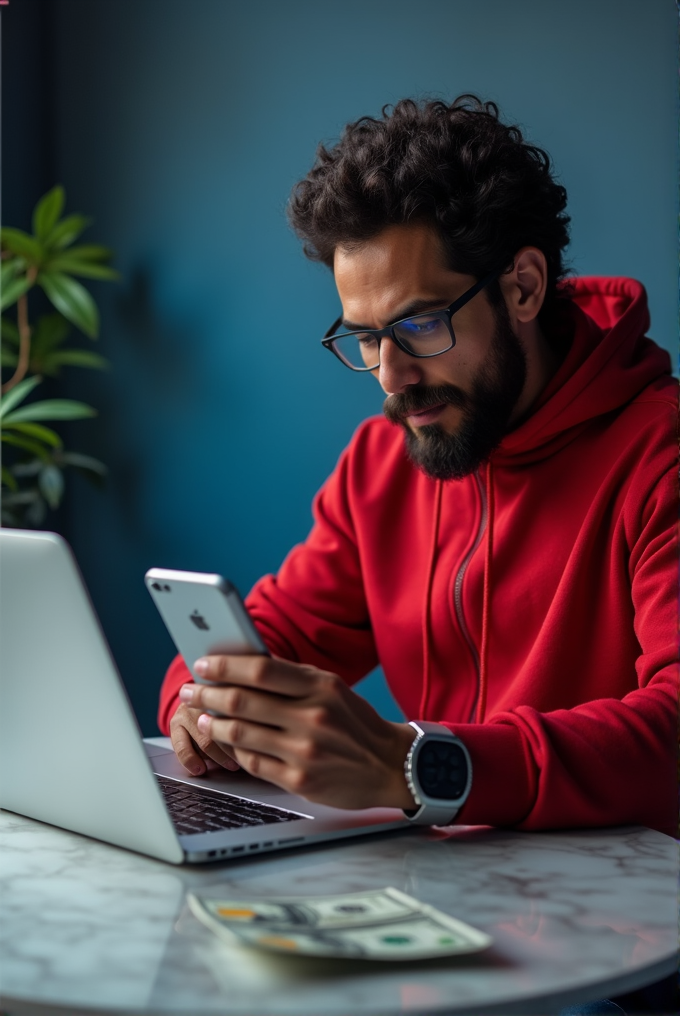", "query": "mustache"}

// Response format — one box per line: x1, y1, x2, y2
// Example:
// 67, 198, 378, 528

383, 384, 468, 424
